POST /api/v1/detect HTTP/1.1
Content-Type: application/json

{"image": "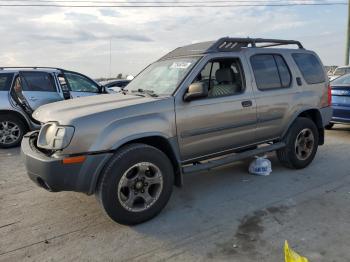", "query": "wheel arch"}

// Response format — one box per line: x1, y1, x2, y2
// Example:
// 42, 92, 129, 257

282, 108, 324, 145
93, 134, 183, 194
0, 109, 31, 131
